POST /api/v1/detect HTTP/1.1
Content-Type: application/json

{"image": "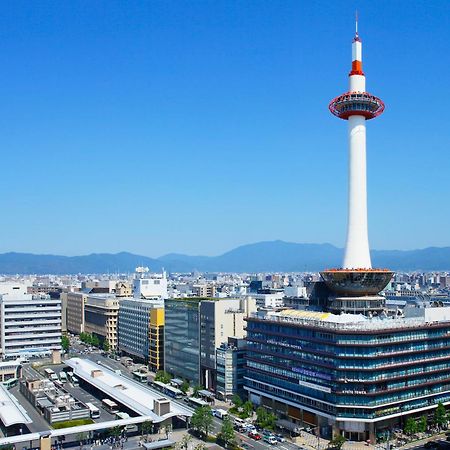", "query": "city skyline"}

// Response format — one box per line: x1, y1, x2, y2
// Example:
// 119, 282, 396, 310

1, 1, 449, 257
